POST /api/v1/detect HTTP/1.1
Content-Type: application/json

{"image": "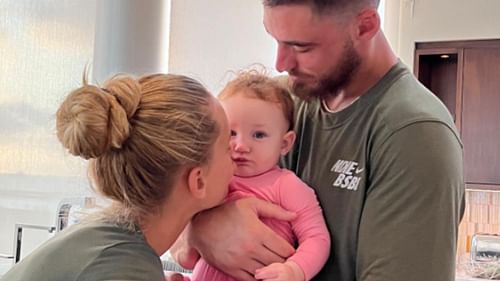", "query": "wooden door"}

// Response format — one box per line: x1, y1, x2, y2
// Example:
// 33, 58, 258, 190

462, 48, 500, 186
